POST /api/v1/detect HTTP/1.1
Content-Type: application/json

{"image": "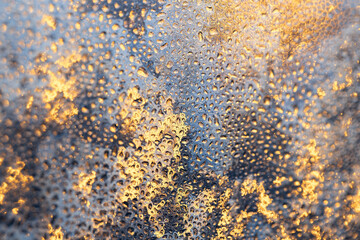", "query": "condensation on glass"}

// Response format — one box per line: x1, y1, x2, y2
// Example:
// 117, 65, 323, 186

0, 0, 359, 239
